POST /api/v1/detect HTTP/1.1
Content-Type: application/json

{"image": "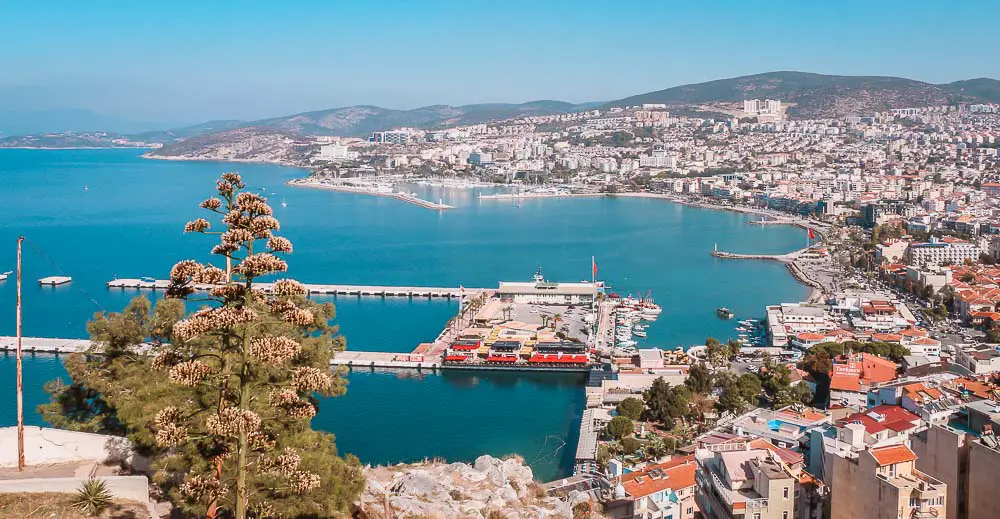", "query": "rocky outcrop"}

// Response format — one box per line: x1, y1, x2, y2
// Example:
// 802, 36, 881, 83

144, 126, 315, 165
353, 455, 596, 519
